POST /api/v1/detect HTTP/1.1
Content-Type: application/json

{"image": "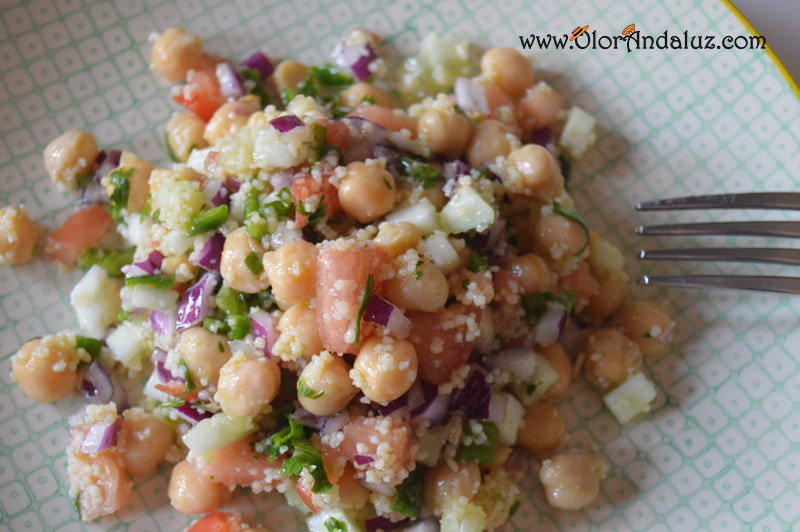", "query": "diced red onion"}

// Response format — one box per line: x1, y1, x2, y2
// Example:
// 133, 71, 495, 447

410, 381, 450, 428
529, 128, 553, 147
365, 516, 409, 532
80, 181, 110, 207
80, 416, 122, 454
148, 250, 164, 269
216, 62, 243, 99
194, 233, 225, 272
475, 219, 506, 253
443, 160, 471, 182
449, 365, 493, 419
350, 43, 379, 82
95, 150, 106, 166
149, 310, 177, 340
533, 305, 567, 347
354, 454, 374, 465
292, 407, 328, 431
379, 379, 425, 416
454, 77, 489, 115
176, 273, 219, 331
212, 183, 231, 207
268, 170, 293, 192
124, 262, 152, 277
363, 296, 412, 339
270, 115, 304, 133
82, 361, 114, 403
403, 519, 440, 532
334, 117, 388, 165
655, 321, 676, 344
226, 177, 242, 192
172, 403, 213, 425
320, 411, 350, 436
250, 309, 278, 358
378, 394, 407, 416
242, 50, 275, 81
92, 149, 122, 185
486, 393, 508, 424
157, 359, 183, 384
503, 450, 526, 474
